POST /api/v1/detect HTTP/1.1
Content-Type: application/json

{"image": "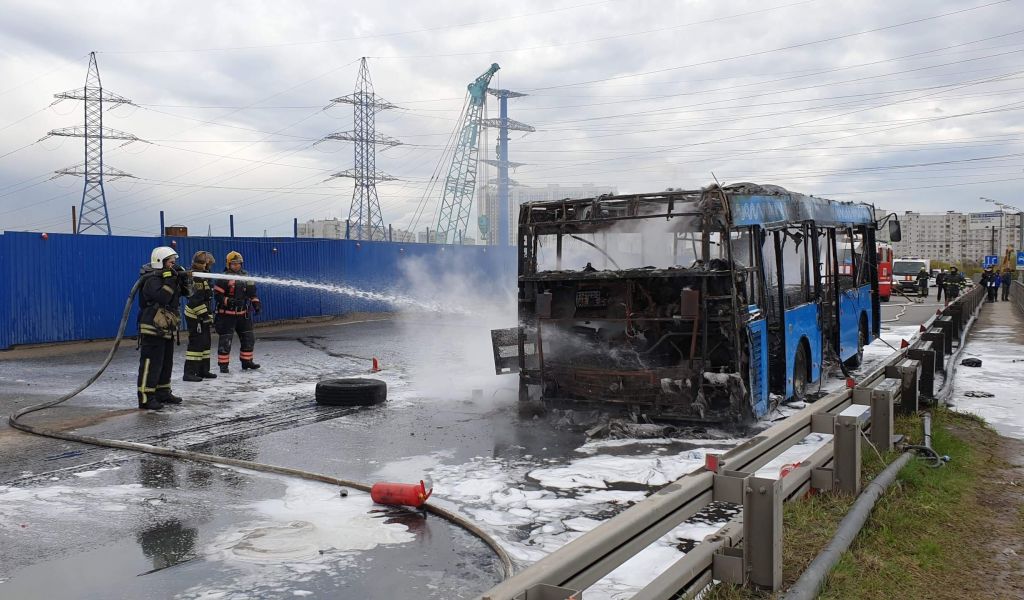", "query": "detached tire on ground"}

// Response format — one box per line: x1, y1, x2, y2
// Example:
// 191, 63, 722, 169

316, 378, 387, 406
